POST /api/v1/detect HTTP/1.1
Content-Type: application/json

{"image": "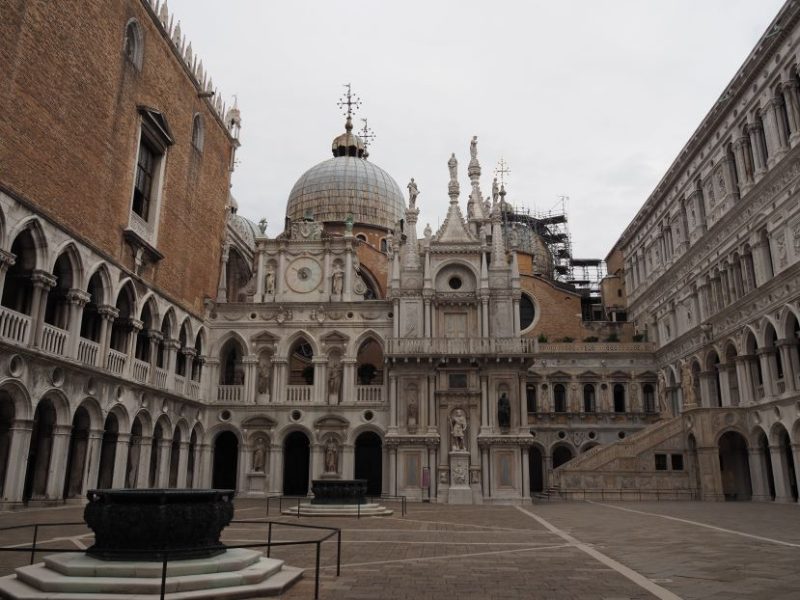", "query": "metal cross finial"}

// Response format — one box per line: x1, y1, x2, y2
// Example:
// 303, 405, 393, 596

337, 83, 361, 118
360, 118, 376, 149
494, 157, 511, 187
